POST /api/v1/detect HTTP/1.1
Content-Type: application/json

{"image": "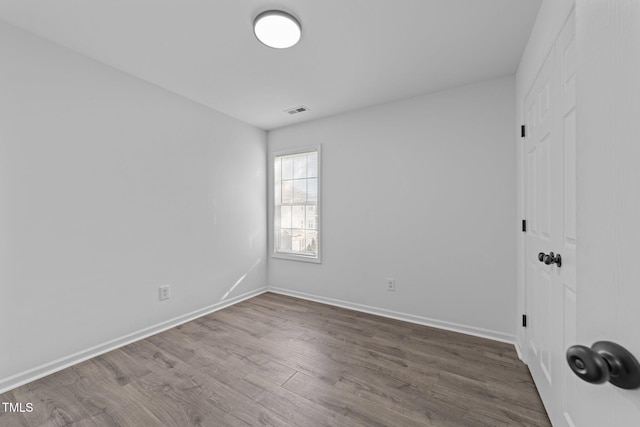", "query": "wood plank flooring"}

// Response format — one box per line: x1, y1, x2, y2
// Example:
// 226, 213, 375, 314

0, 292, 550, 426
